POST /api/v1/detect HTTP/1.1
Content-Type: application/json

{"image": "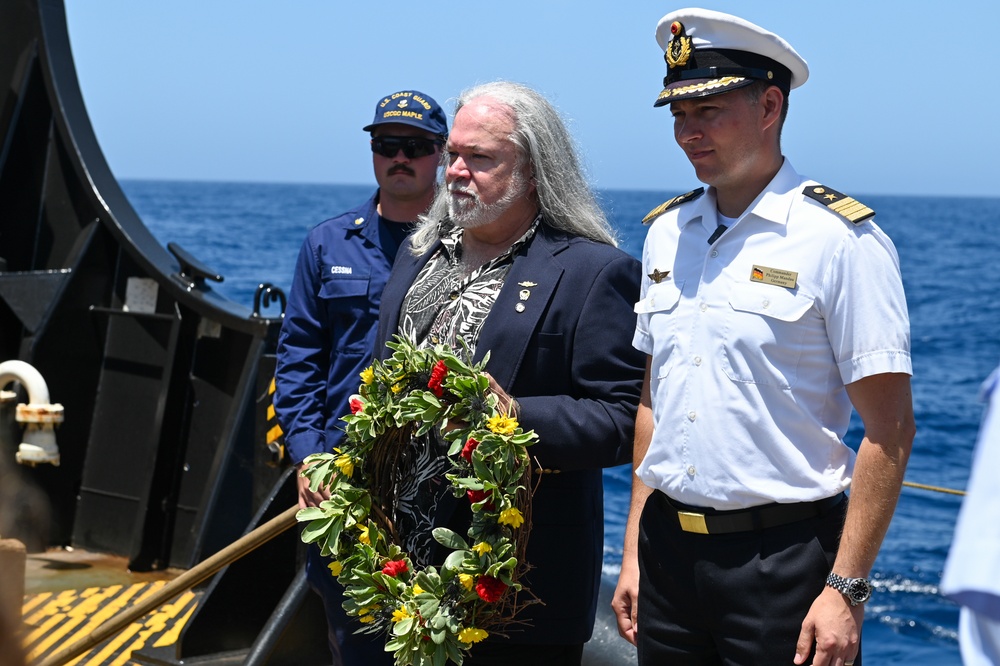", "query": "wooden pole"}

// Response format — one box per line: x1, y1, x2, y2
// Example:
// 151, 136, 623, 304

32, 505, 299, 666
902, 480, 965, 496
